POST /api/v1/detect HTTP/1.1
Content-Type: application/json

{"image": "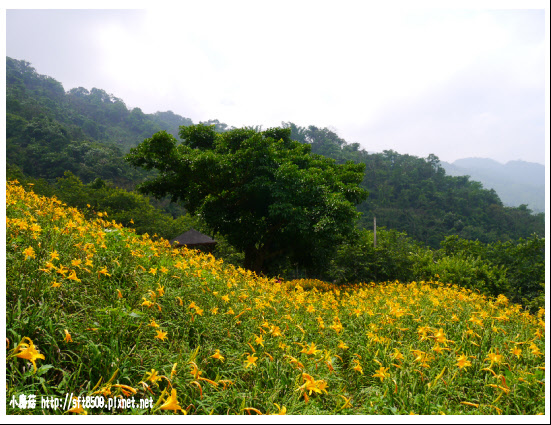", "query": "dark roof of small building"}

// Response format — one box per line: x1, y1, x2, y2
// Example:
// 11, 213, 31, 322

169, 228, 217, 247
